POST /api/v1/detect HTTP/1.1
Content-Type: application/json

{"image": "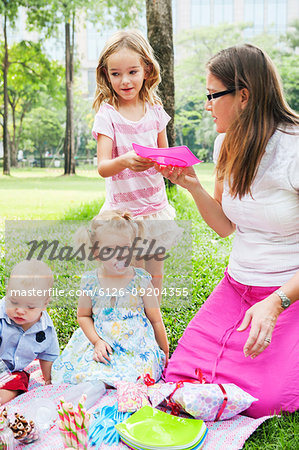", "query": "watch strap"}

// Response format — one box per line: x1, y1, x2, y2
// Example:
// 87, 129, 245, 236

275, 289, 291, 309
